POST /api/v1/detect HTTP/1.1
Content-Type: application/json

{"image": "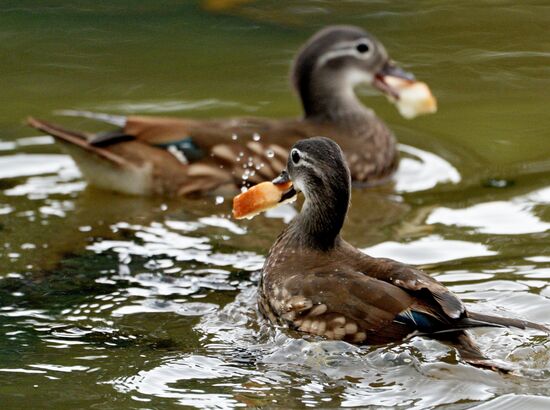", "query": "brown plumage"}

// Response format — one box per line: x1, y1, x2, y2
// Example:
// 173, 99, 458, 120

258, 137, 548, 372
26, 25, 420, 196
